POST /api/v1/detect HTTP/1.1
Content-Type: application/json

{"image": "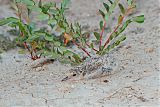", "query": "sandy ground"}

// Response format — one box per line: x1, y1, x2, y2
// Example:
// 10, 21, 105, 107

0, 0, 160, 107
